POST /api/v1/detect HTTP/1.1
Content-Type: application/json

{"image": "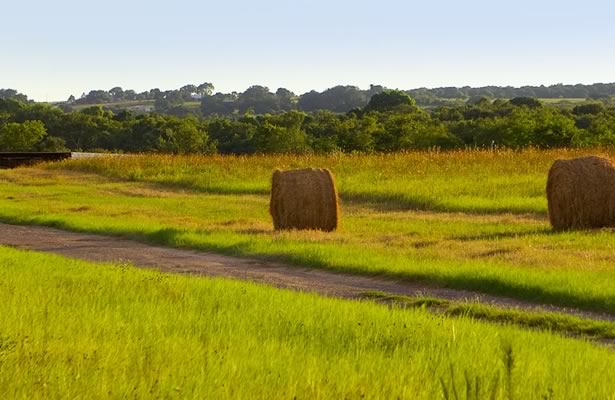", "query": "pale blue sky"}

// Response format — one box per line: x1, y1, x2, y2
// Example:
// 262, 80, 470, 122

2, 0, 614, 101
